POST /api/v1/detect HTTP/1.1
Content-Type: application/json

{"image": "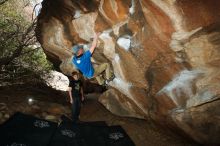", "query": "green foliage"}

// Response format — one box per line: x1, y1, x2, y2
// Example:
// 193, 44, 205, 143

20, 46, 53, 74
0, 0, 53, 86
